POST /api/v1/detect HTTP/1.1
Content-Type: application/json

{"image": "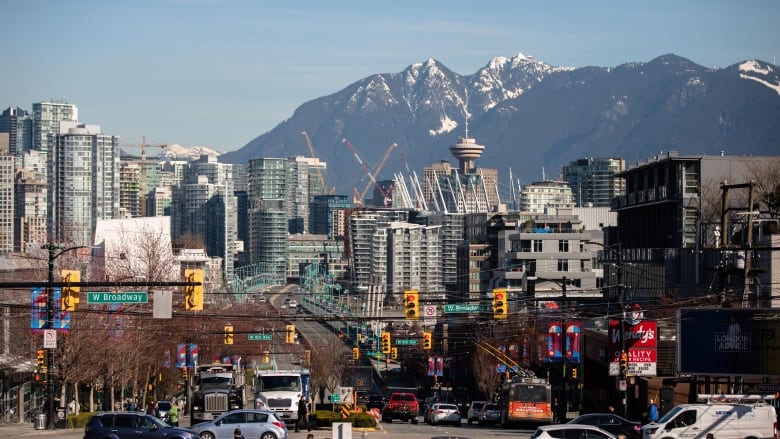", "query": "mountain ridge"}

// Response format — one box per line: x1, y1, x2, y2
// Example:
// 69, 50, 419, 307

220, 53, 780, 195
